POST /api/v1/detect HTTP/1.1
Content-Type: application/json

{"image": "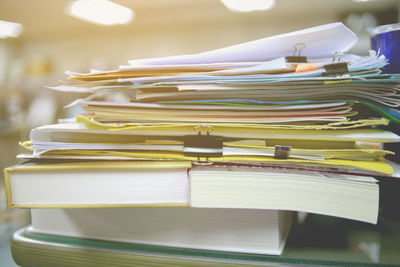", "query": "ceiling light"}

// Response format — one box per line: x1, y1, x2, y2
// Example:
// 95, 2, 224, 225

220, 0, 275, 12
67, 0, 134, 26
0, 20, 23, 38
